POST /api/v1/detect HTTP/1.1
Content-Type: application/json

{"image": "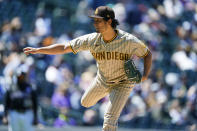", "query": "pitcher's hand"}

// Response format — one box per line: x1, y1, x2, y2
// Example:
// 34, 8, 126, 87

141, 76, 148, 82
23, 47, 38, 55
